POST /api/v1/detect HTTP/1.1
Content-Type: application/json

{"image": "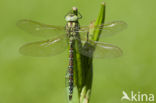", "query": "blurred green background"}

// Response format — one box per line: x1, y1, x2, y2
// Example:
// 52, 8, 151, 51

0, 0, 155, 103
